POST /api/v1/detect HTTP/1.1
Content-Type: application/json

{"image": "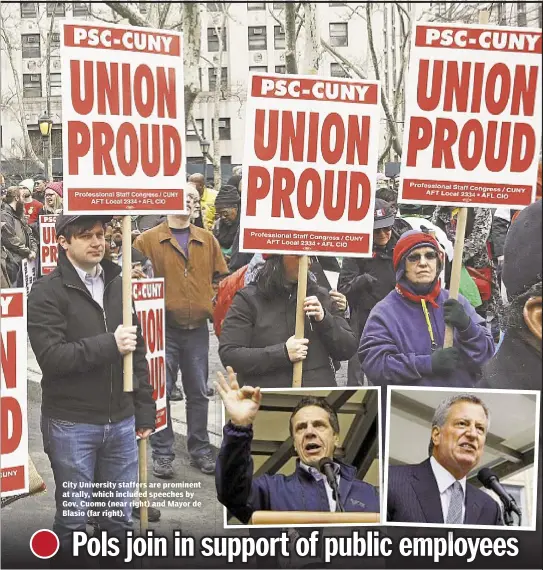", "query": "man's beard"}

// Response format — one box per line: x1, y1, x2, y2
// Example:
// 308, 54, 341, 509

14, 201, 25, 218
